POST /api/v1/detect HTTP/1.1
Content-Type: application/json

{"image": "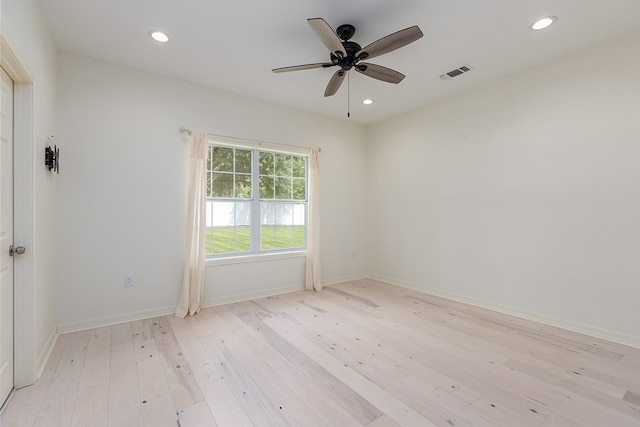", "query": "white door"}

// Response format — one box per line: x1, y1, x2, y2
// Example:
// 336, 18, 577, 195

0, 66, 15, 403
